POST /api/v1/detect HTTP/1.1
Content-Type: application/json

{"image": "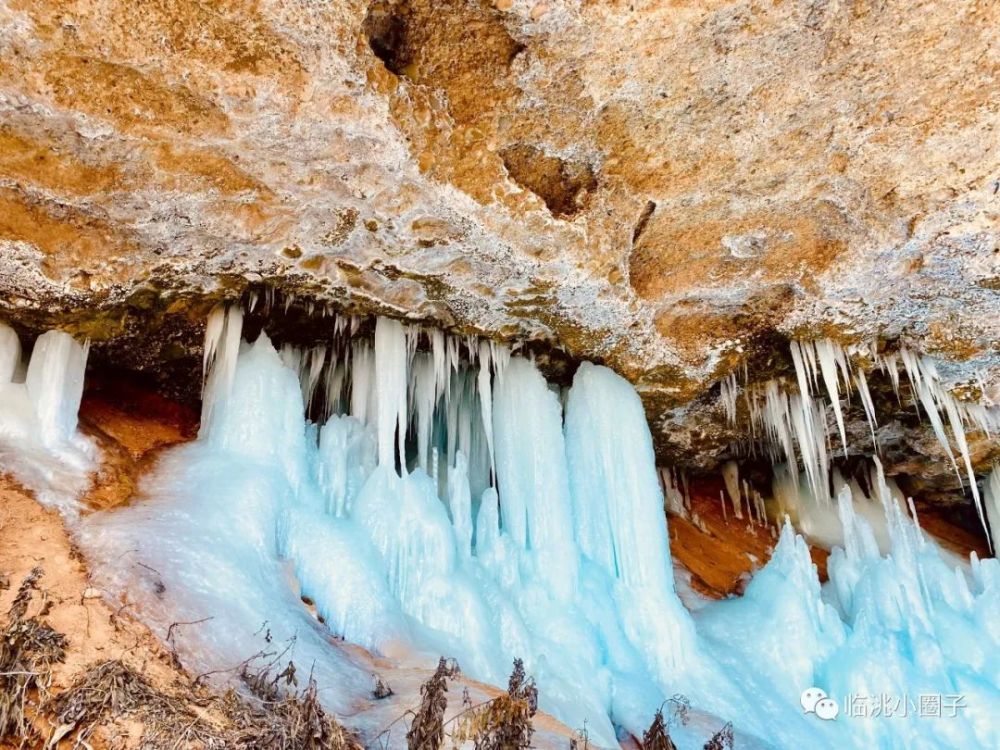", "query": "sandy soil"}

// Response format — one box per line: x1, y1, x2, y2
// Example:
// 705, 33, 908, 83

0, 474, 222, 749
